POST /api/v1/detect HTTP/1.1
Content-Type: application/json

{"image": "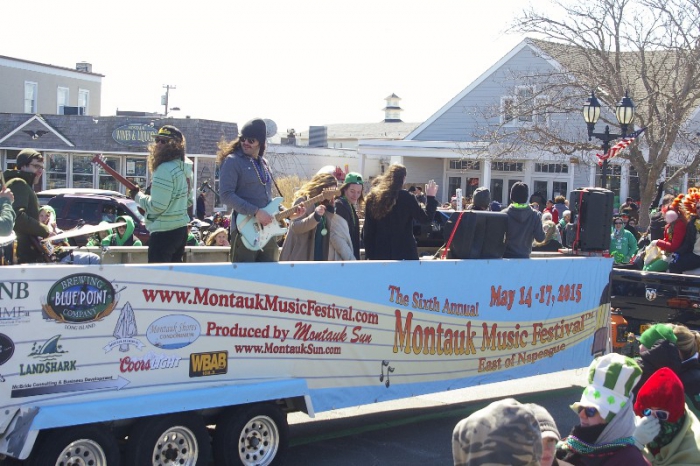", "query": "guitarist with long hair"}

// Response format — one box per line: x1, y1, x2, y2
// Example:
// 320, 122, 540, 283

129, 125, 190, 263
279, 172, 353, 262
218, 118, 303, 263
4, 149, 49, 263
